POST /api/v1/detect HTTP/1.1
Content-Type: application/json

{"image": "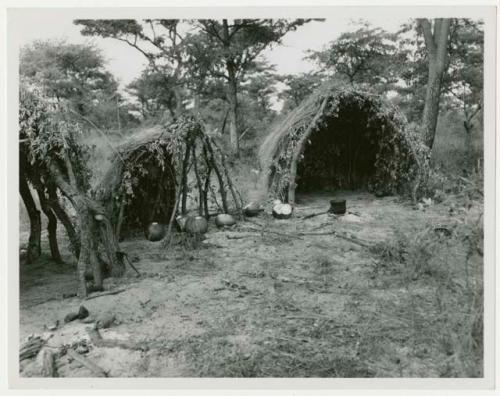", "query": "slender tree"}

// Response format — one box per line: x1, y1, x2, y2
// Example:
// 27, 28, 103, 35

196, 19, 314, 155
442, 19, 483, 171
417, 18, 452, 149
75, 19, 189, 117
